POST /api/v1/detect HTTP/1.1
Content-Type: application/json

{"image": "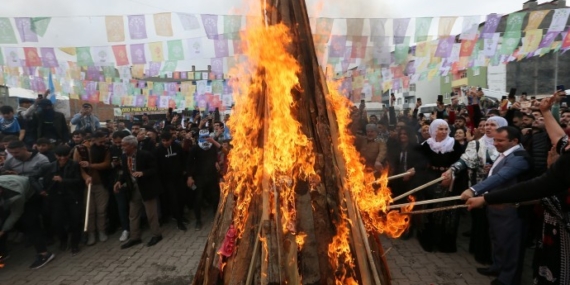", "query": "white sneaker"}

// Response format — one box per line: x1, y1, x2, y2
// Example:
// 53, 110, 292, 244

86, 233, 96, 246
98, 231, 108, 242
119, 230, 129, 242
